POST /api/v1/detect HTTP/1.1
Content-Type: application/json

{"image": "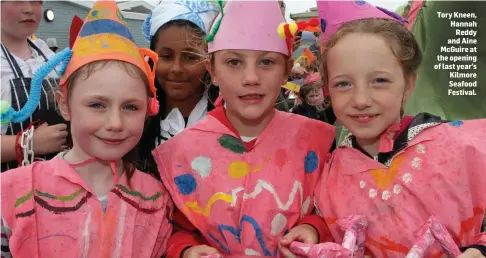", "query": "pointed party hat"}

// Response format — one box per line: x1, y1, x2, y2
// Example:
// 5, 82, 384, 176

60, 0, 146, 85
317, 0, 406, 45
207, 0, 289, 56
